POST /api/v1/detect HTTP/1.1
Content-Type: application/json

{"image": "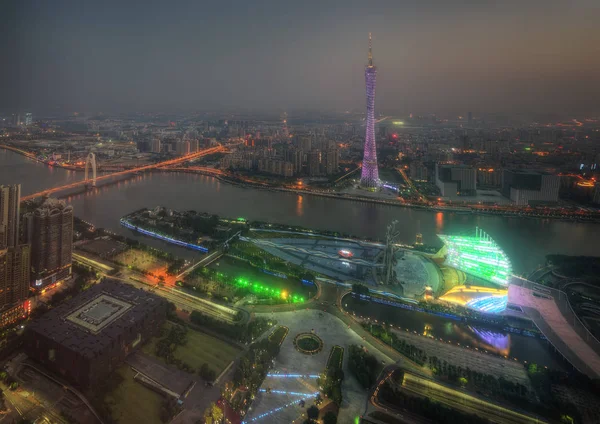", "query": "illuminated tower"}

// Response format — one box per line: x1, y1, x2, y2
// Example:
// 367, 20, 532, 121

281, 112, 289, 141
360, 33, 380, 188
